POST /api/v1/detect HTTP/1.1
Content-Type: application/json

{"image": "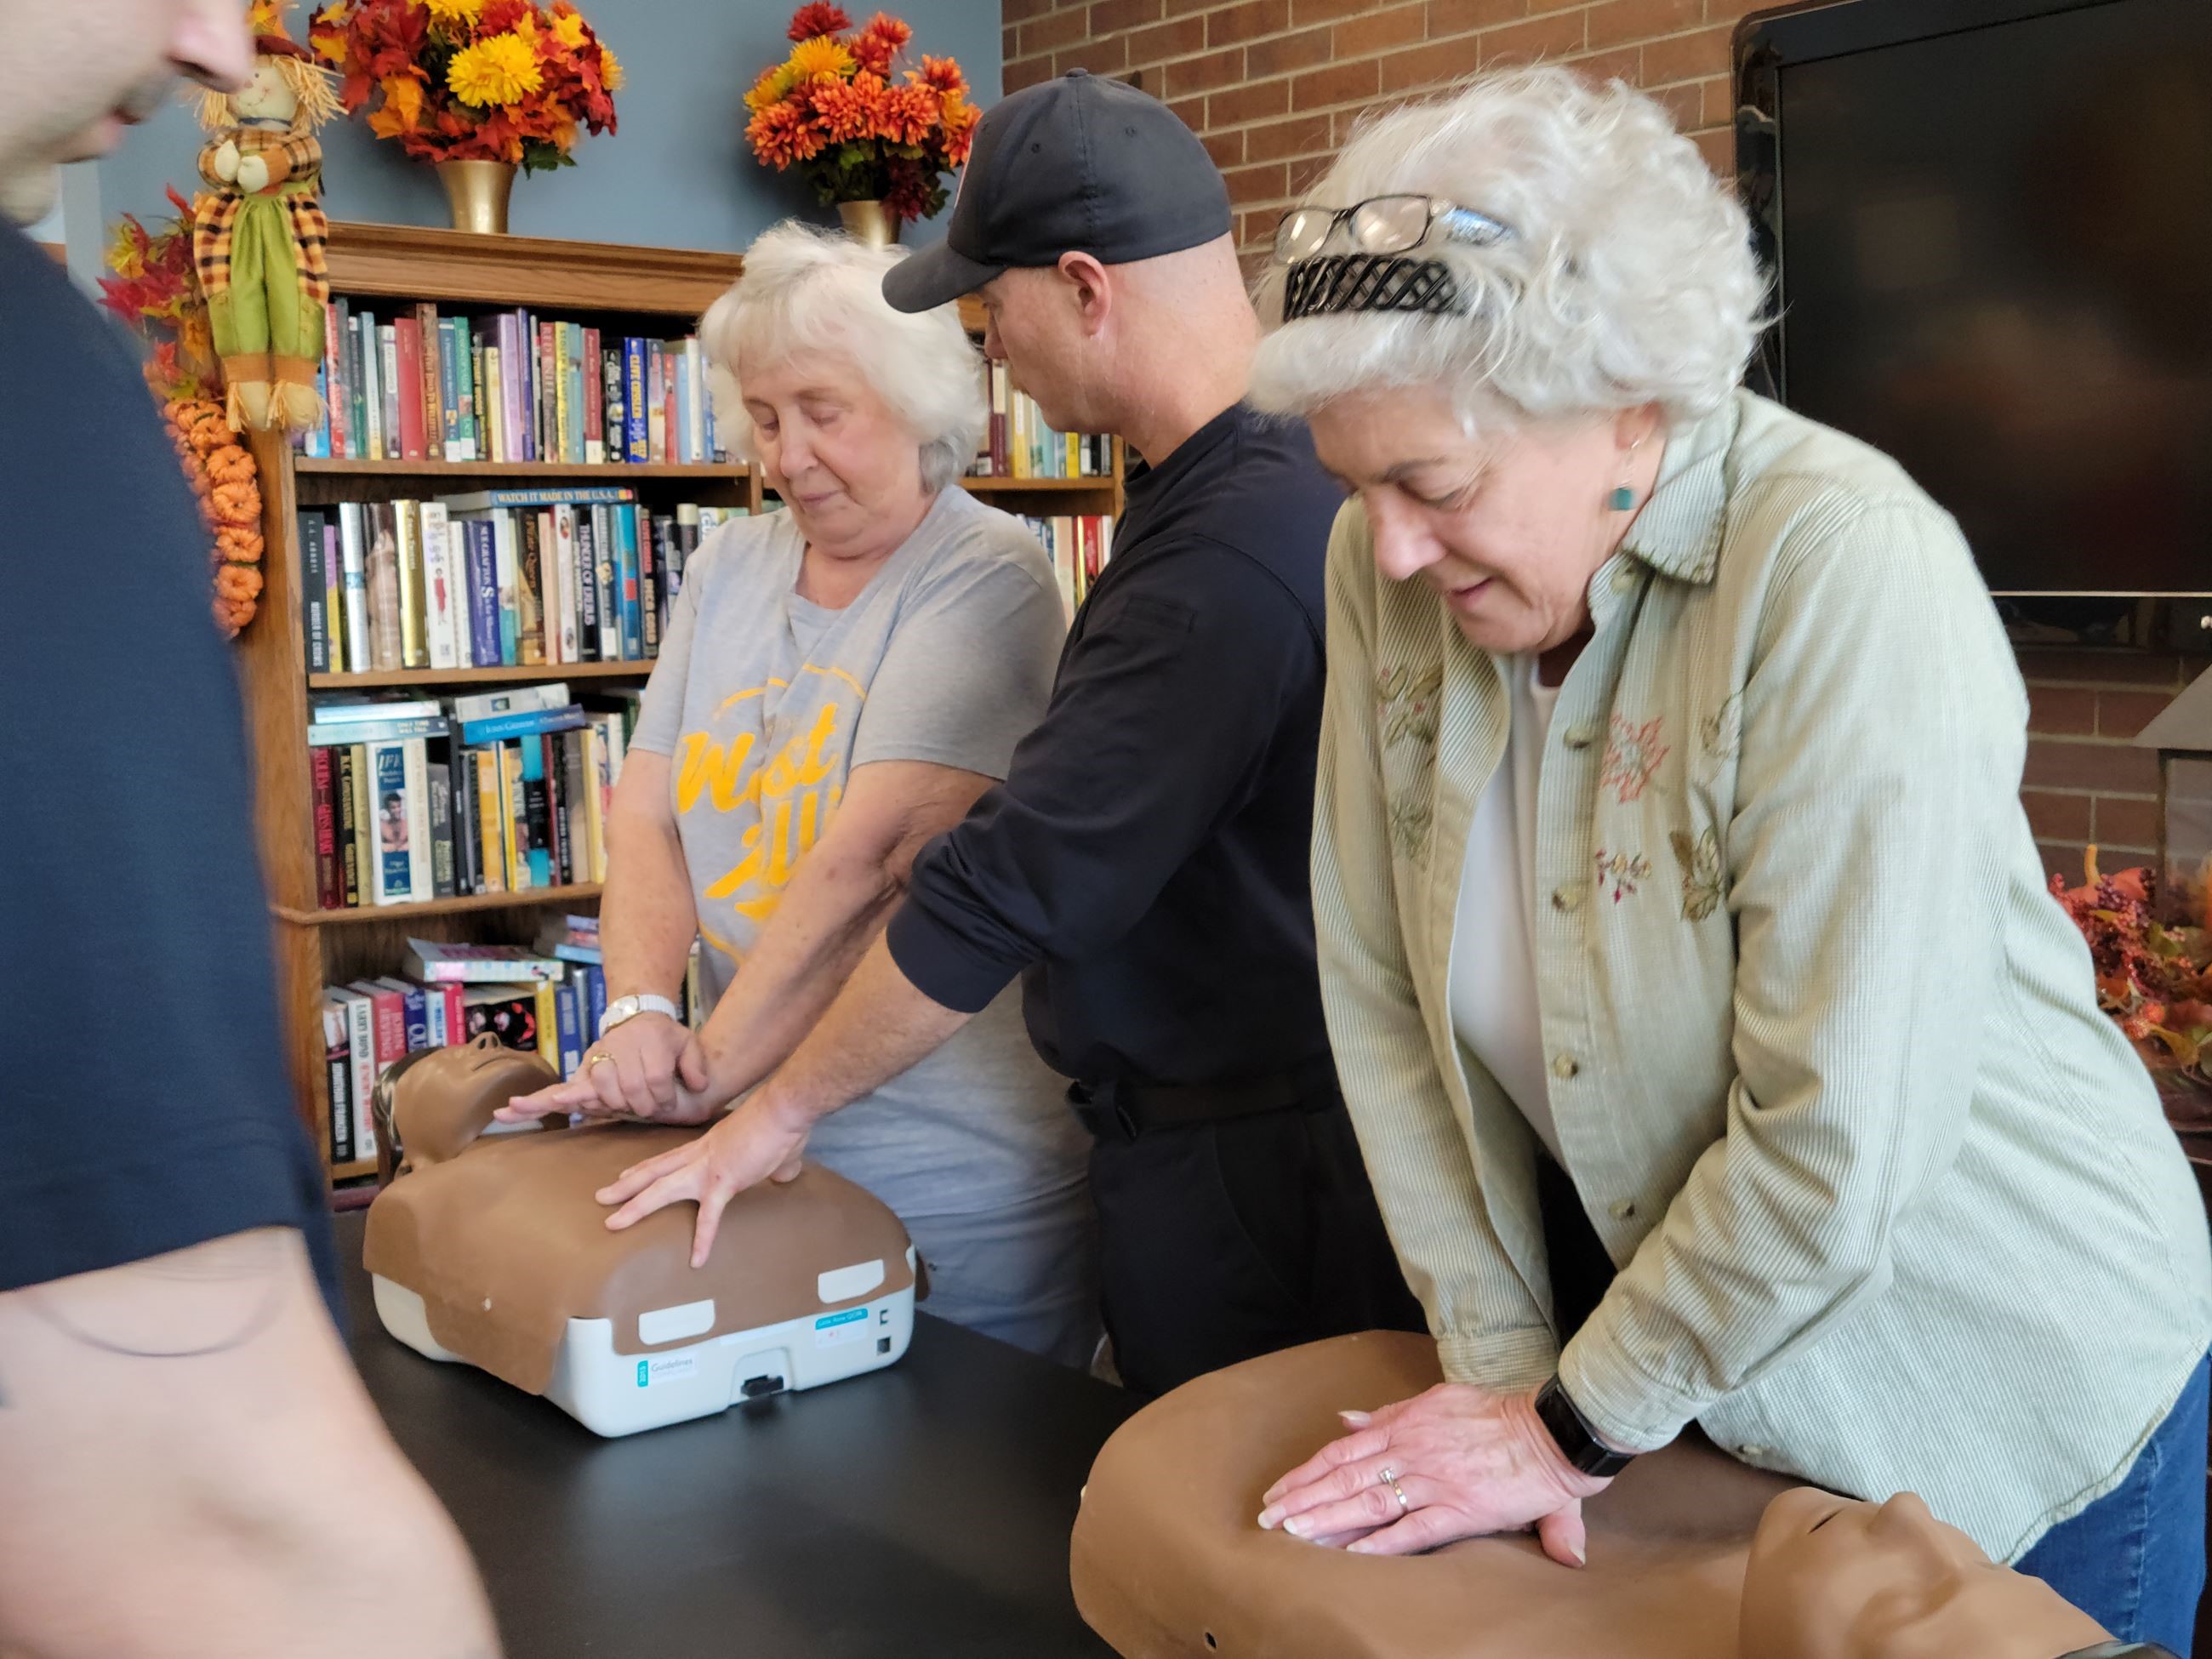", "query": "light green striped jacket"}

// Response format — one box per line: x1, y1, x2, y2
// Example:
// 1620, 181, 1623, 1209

1314, 387, 2212, 1559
